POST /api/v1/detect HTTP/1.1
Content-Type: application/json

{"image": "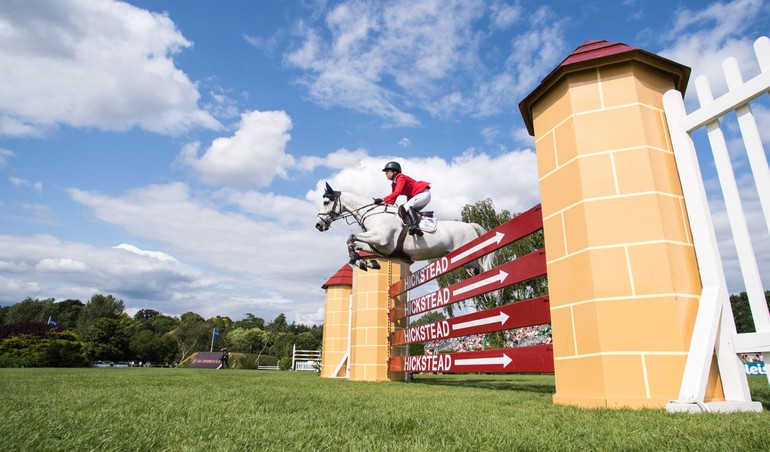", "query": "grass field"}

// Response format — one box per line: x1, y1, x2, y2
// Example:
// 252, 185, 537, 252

1, 369, 769, 451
